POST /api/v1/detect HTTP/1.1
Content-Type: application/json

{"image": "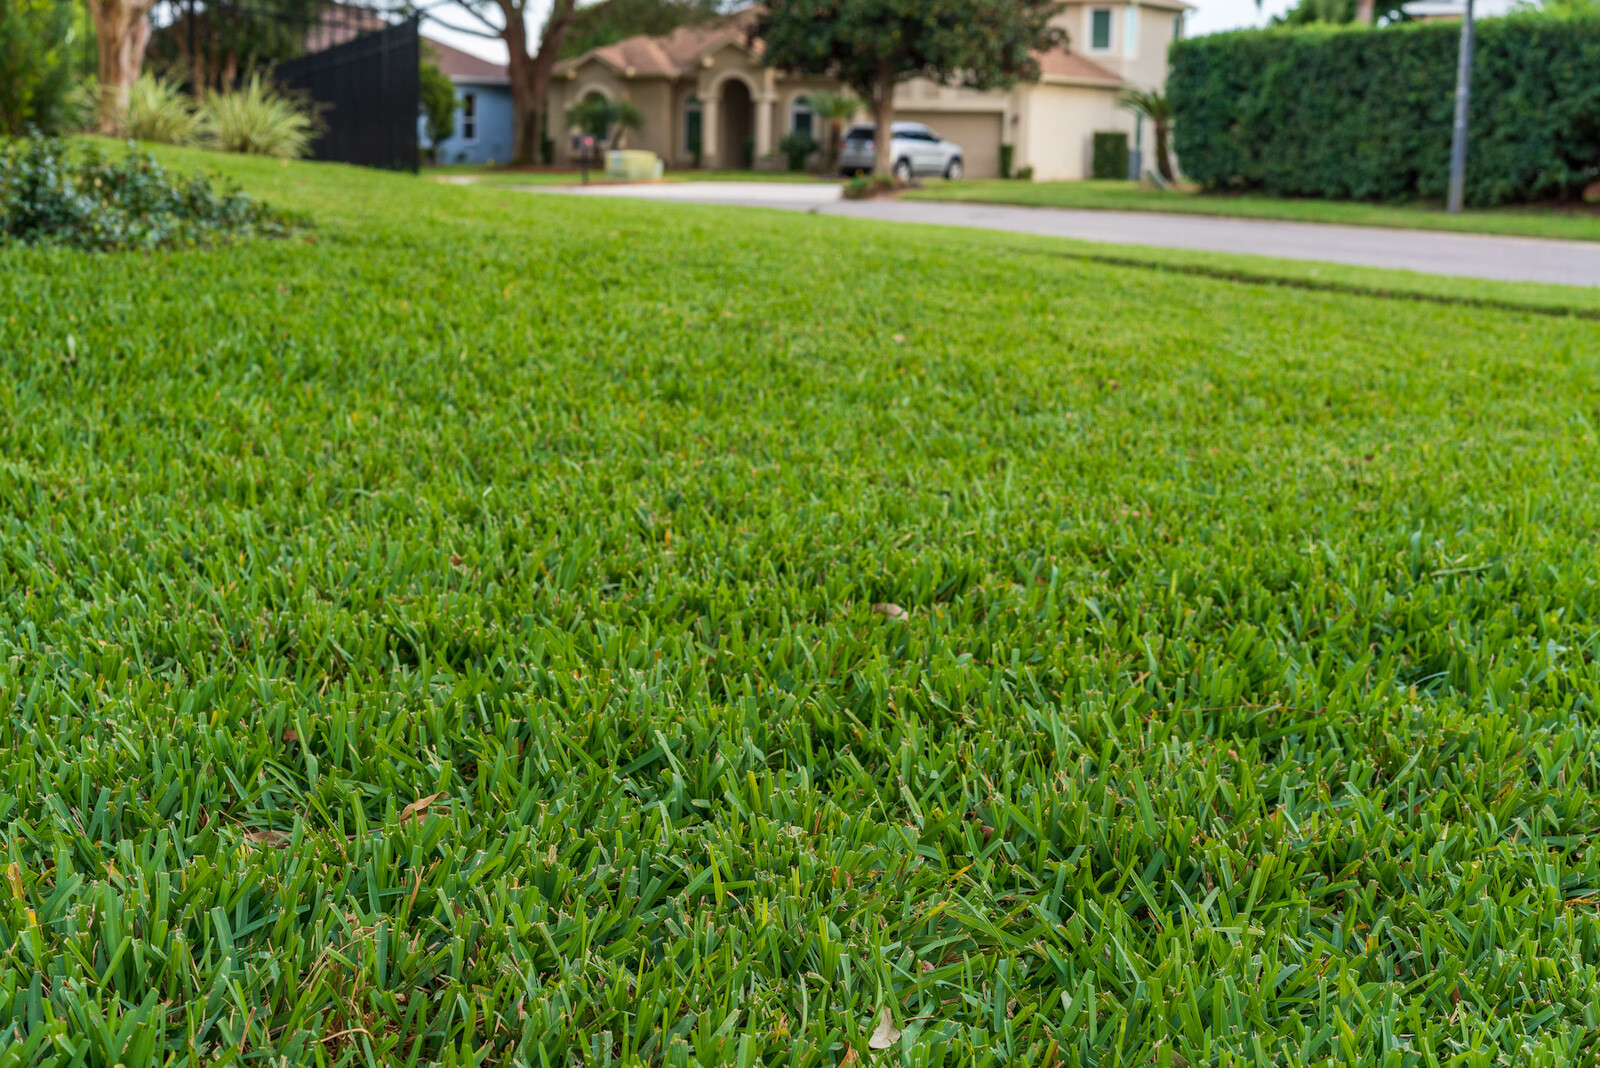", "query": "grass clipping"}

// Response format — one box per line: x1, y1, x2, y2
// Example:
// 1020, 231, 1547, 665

0, 138, 300, 251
